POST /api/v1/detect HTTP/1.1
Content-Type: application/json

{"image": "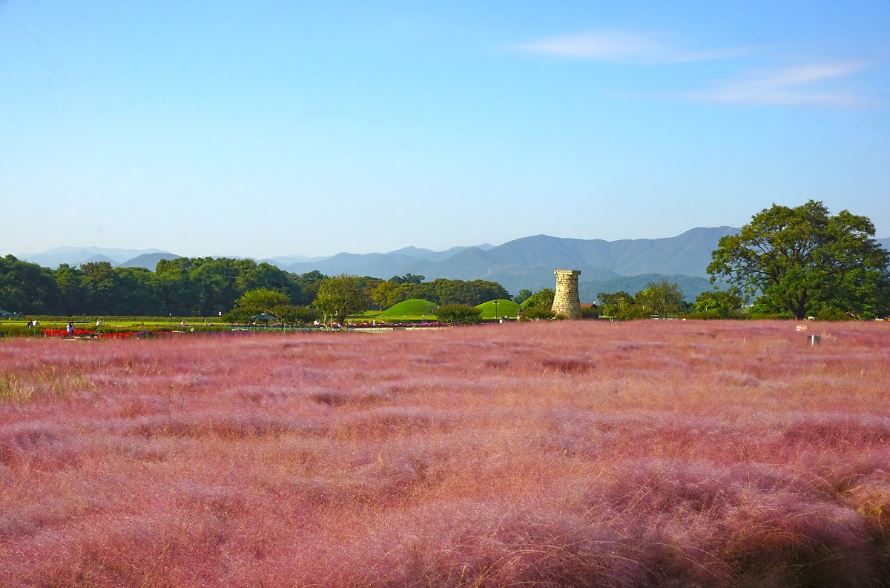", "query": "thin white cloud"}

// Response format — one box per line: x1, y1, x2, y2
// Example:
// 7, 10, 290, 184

692, 61, 868, 106
517, 31, 743, 64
